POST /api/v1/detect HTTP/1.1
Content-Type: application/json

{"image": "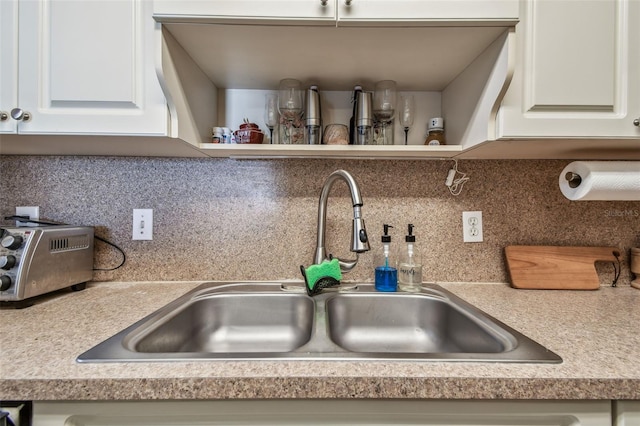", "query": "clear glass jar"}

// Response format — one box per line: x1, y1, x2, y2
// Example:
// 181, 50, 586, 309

424, 117, 446, 145
356, 125, 373, 145
278, 121, 304, 144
